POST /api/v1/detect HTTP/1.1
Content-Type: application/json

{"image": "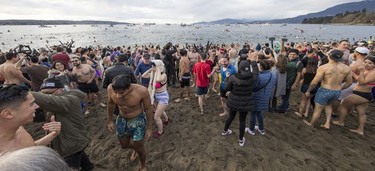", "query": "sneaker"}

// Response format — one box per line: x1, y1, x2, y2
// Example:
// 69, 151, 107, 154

239, 137, 246, 147
153, 131, 163, 139
221, 129, 233, 136
163, 119, 171, 127
245, 127, 255, 135
174, 98, 182, 103
255, 126, 265, 135
100, 103, 107, 108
